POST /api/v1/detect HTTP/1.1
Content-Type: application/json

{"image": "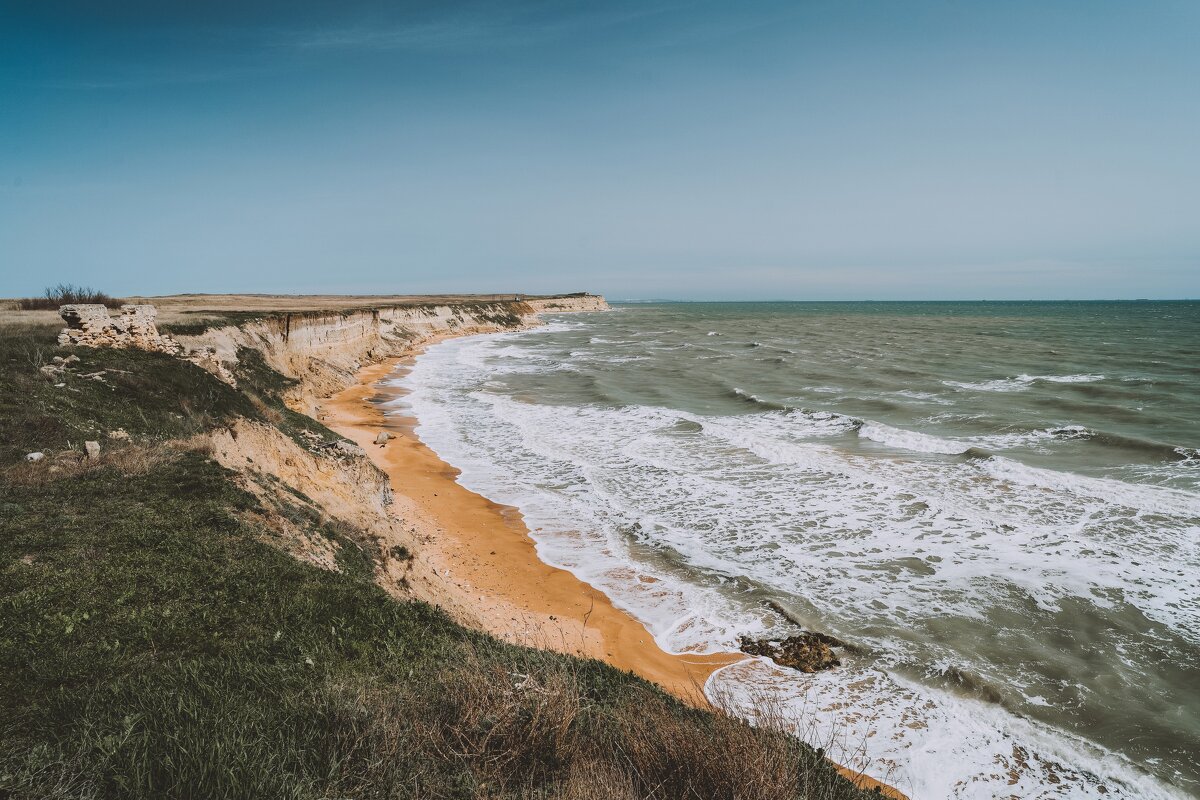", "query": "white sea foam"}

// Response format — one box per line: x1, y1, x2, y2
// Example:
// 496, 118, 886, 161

858, 421, 972, 454
944, 374, 1105, 392
1175, 447, 1200, 464
964, 425, 1089, 452
855, 421, 1097, 455
398, 328, 1197, 800
980, 455, 1200, 518
1031, 373, 1106, 383
892, 389, 955, 405
708, 659, 1189, 800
